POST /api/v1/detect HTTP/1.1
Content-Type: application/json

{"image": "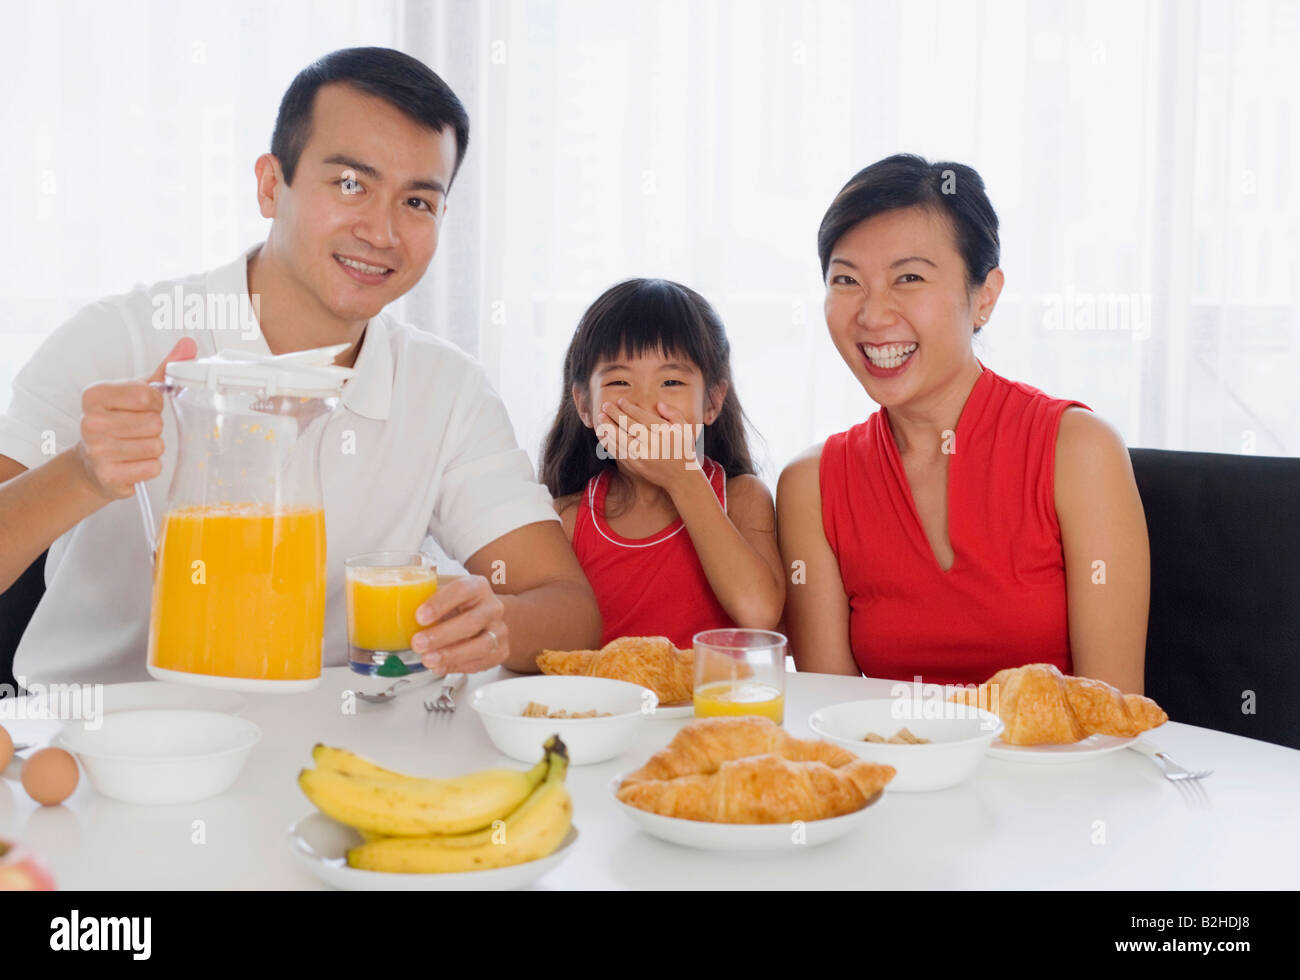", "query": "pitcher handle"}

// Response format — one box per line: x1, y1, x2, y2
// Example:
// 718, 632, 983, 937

135, 482, 158, 567
134, 379, 173, 567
